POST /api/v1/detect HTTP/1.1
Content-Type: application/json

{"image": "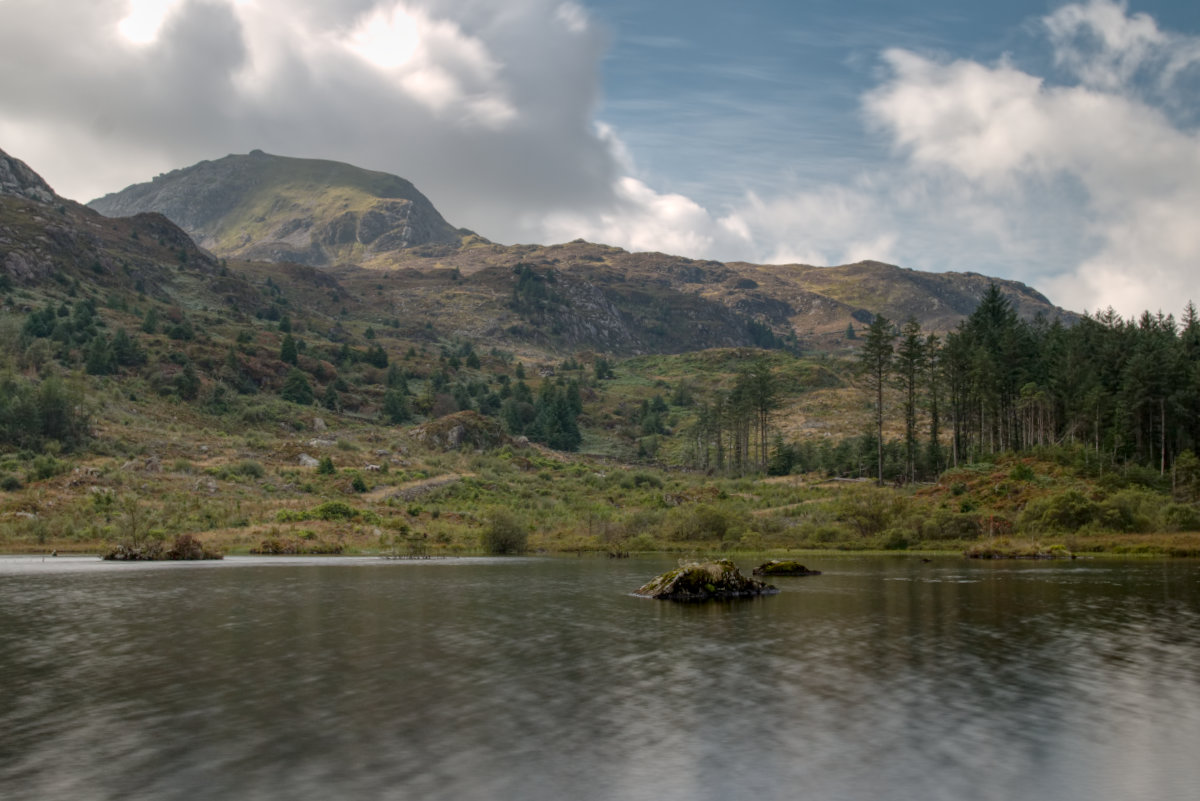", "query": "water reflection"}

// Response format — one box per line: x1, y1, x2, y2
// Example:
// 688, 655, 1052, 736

1, 556, 1198, 800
